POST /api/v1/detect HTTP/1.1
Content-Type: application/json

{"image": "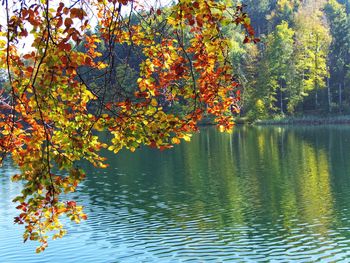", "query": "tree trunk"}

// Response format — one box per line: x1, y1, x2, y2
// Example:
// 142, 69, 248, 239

339, 83, 342, 113
314, 33, 319, 109
327, 77, 331, 113
280, 84, 284, 114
